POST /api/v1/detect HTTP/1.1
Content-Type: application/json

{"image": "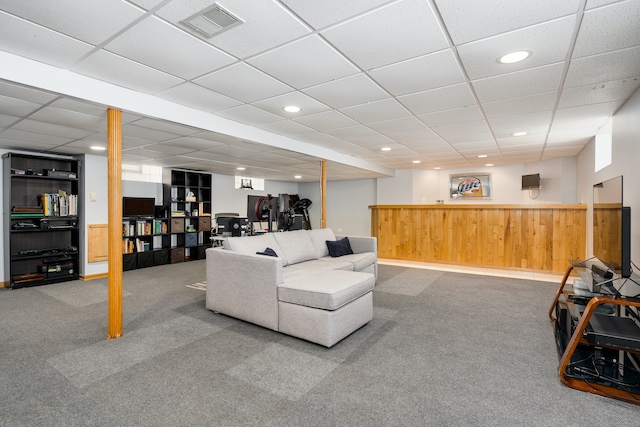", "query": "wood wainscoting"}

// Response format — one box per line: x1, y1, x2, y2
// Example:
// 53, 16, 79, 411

370, 204, 586, 274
